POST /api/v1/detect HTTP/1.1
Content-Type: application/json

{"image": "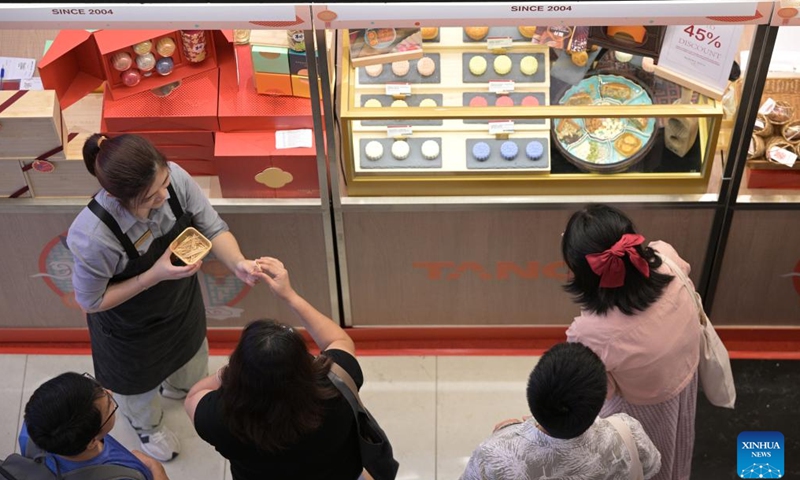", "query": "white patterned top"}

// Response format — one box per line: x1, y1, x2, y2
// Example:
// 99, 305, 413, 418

461, 414, 662, 480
